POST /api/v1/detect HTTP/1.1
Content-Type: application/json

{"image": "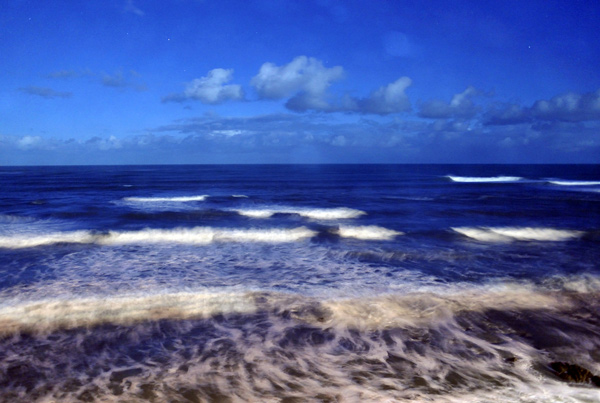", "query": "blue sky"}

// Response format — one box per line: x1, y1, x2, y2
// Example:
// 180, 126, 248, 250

1, 0, 600, 164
